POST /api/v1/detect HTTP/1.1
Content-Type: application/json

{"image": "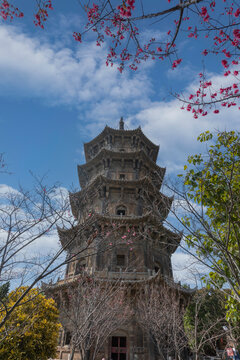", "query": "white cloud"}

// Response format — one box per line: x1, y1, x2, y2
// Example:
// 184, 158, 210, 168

0, 184, 21, 197
0, 25, 152, 112
172, 250, 207, 287
127, 97, 240, 173
167, 63, 196, 81
26, 230, 61, 254
49, 186, 69, 203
